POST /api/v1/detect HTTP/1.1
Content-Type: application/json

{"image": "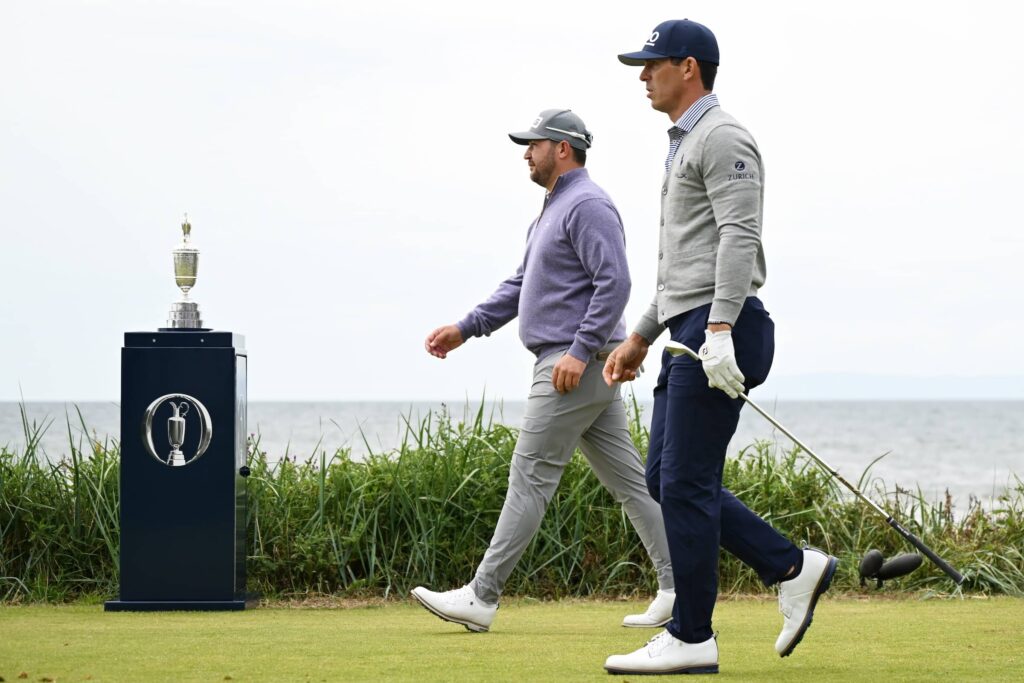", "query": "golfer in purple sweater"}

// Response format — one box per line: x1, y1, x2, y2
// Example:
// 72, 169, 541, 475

412, 109, 674, 632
